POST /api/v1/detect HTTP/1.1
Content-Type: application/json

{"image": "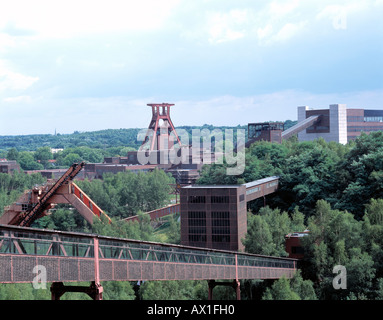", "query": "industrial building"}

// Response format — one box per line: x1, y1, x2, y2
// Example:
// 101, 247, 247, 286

246, 122, 284, 146
180, 177, 279, 251
0, 160, 20, 174
295, 104, 383, 144
246, 105, 383, 146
